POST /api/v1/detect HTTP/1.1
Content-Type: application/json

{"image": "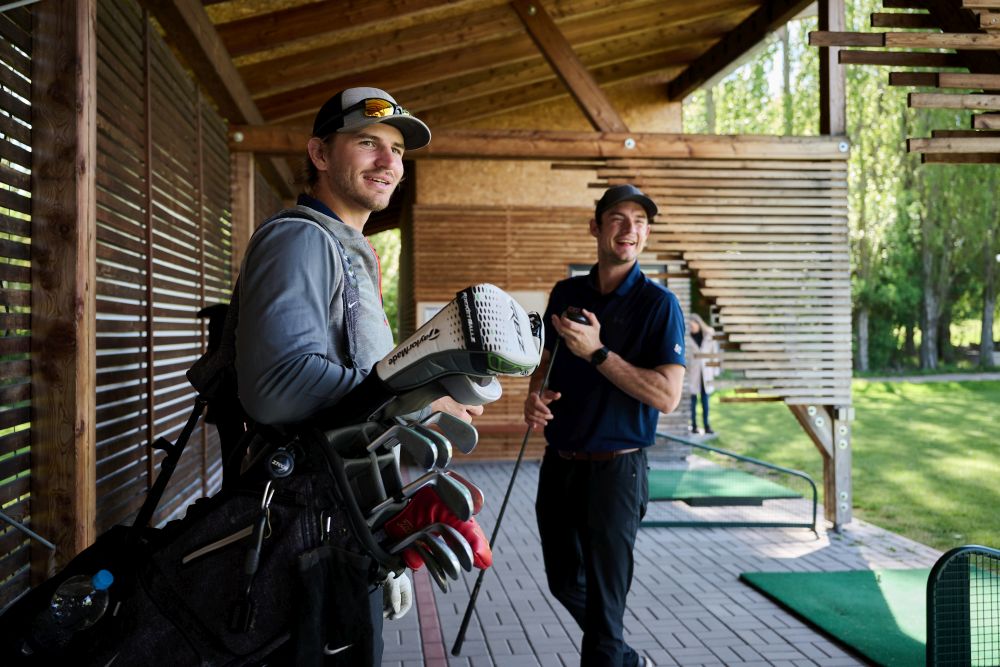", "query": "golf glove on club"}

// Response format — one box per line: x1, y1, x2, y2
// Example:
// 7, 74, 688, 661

382, 572, 413, 620
383, 486, 493, 570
